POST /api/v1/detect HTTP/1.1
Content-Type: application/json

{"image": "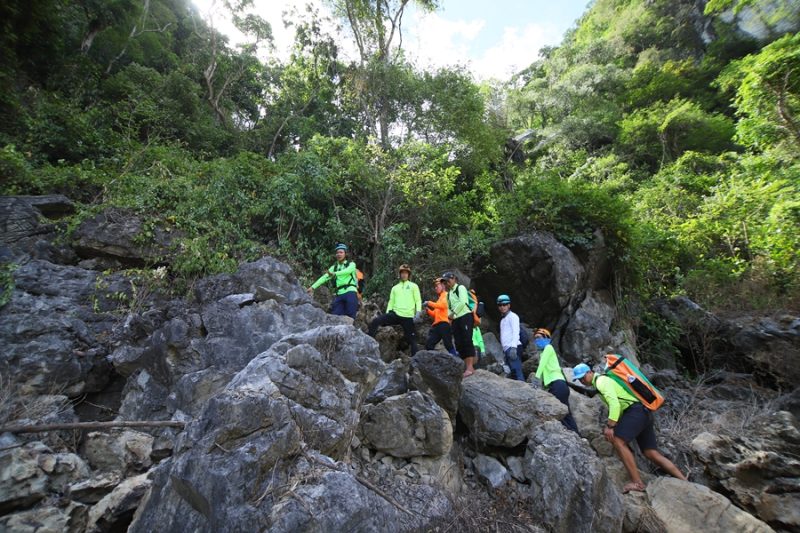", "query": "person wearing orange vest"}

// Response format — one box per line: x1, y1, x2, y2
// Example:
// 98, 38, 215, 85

573, 363, 687, 493
423, 278, 457, 355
